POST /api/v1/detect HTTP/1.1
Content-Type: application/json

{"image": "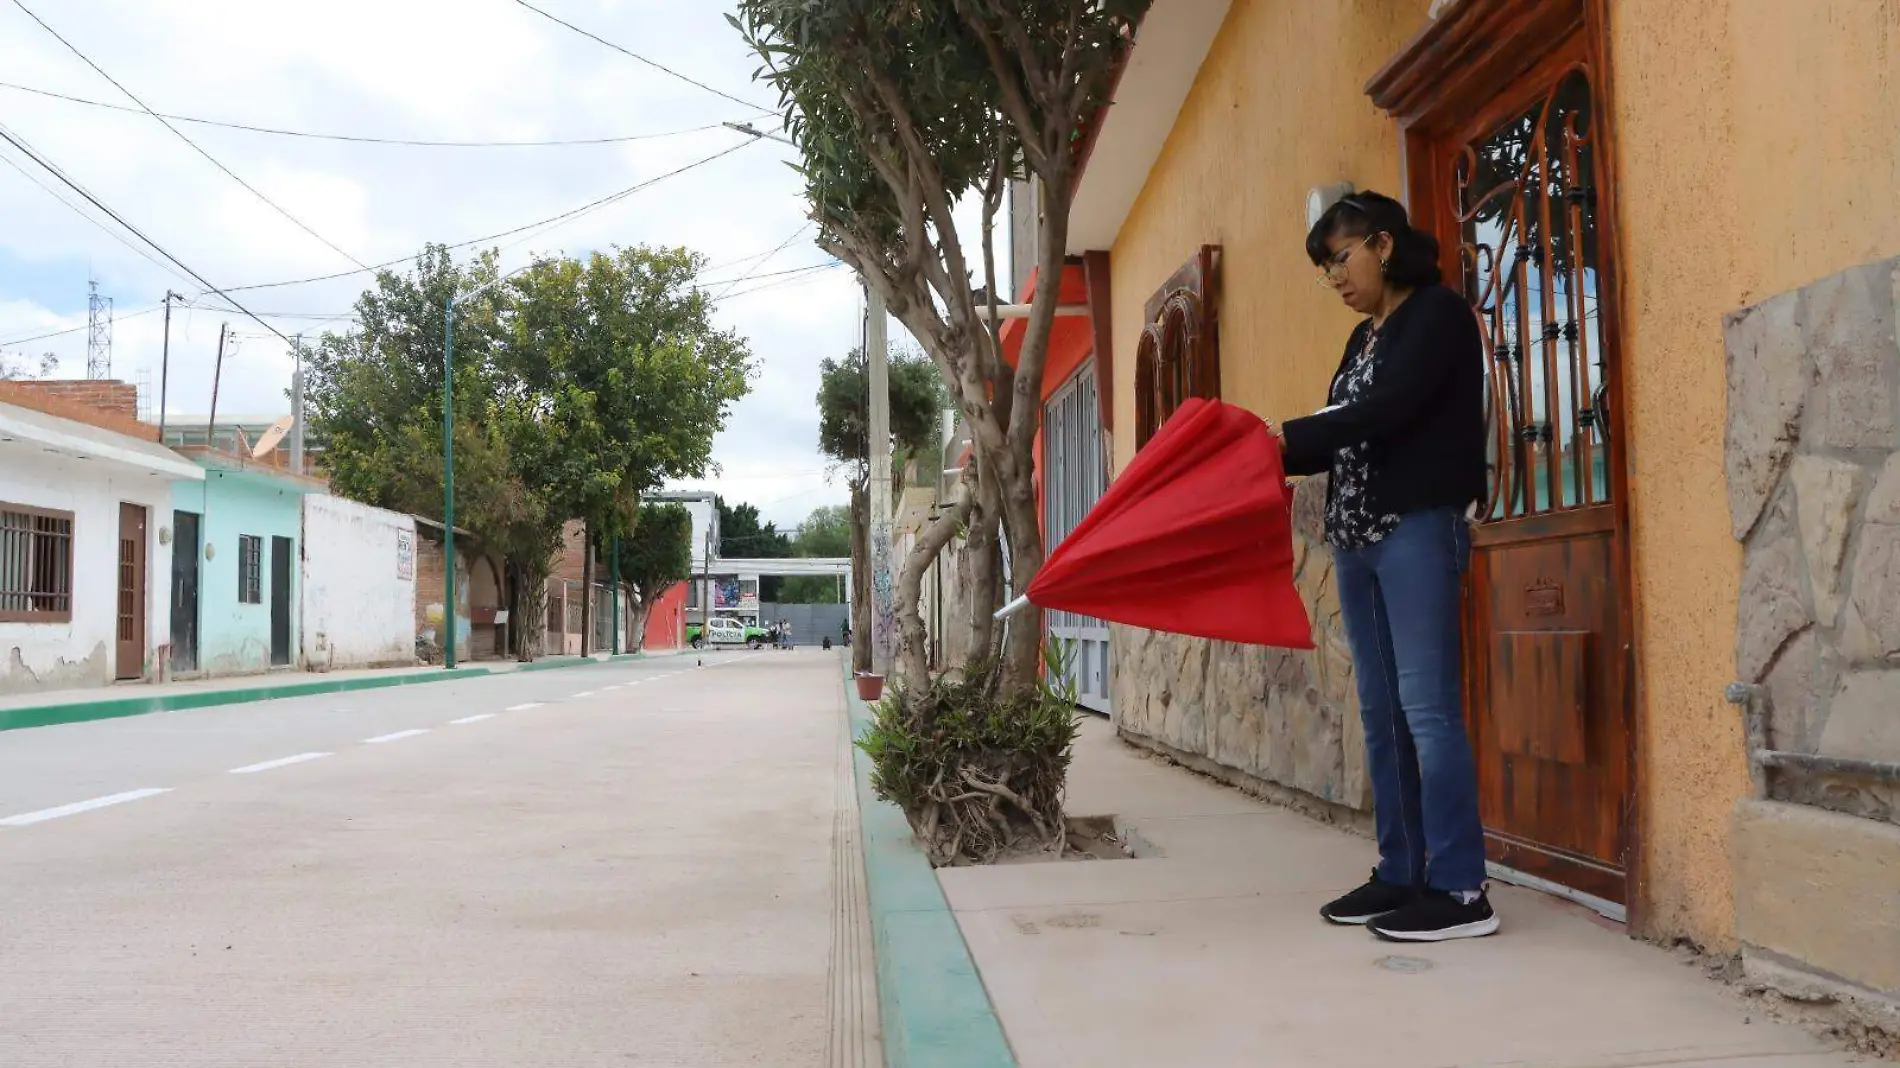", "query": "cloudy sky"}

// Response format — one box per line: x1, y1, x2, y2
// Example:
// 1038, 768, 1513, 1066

0, 0, 873, 529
